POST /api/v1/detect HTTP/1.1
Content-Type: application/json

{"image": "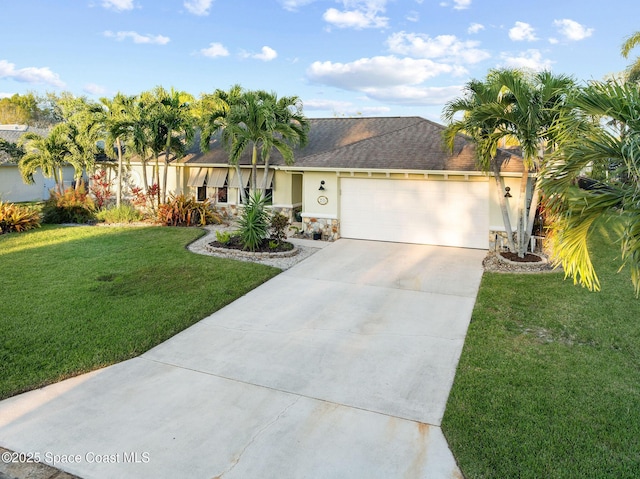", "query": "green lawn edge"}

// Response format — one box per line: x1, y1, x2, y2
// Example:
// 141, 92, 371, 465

442, 226, 640, 478
0, 225, 280, 400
